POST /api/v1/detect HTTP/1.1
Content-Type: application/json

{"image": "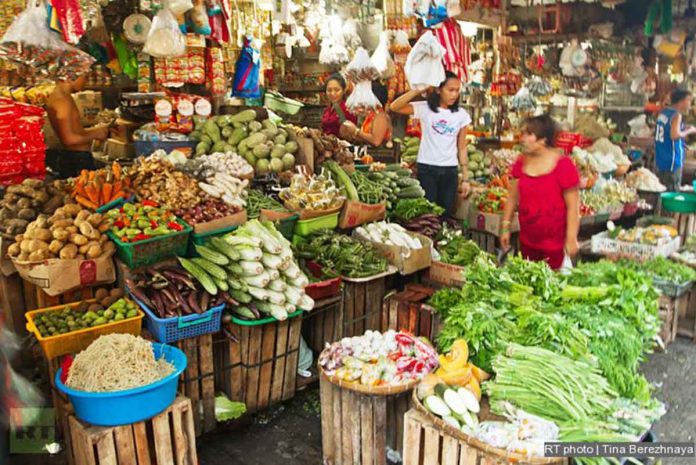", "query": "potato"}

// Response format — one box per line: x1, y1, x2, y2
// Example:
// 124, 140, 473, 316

23, 228, 35, 240
28, 239, 49, 253
66, 225, 78, 234
62, 203, 82, 216
7, 243, 20, 257
78, 222, 99, 240
69, 234, 88, 246
17, 208, 36, 221
20, 239, 32, 253
102, 241, 115, 255
28, 249, 50, 261
48, 240, 64, 254
52, 228, 69, 241
109, 288, 124, 299
17, 251, 30, 261
14, 234, 24, 243
59, 243, 77, 259
86, 244, 102, 259
34, 228, 52, 242
94, 288, 109, 301
34, 216, 48, 229
79, 241, 99, 254
87, 213, 103, 227
47, 212, 68, 224
99, 234, 108, 244
76, 210, 90, 222
51, 219, 73, 229
98, 222, 111, 233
